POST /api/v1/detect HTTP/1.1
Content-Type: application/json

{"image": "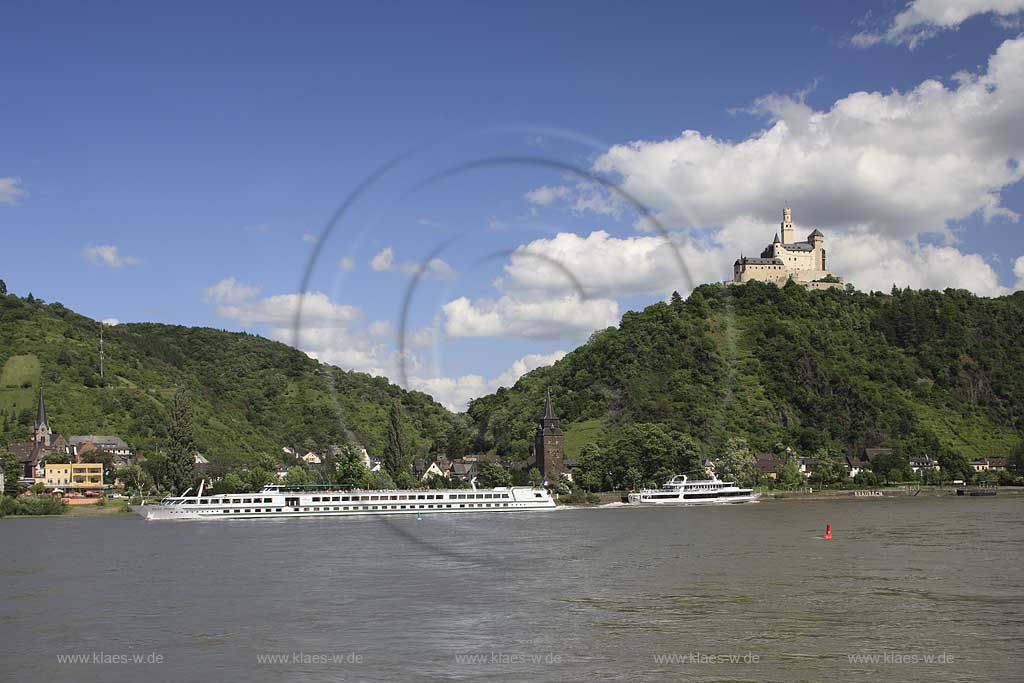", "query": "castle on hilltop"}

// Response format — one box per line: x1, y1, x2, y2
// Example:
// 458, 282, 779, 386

732, 207, 843, 289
